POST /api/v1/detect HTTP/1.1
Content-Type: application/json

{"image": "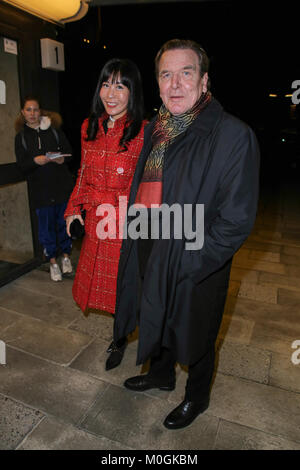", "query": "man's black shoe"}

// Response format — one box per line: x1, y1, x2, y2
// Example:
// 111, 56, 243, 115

124, 375, 175, 392
163, 398, 209, 429
105, 339, 127, 371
